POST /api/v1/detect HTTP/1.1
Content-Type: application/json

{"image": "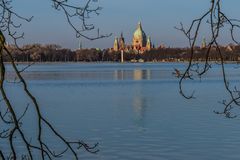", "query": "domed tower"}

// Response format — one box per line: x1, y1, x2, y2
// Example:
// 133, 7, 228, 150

146, 36, 152, 51
132, 22, 147, 50
201, 37, 207, 49
119, 32, 125, 50
113, 37, 119, 51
